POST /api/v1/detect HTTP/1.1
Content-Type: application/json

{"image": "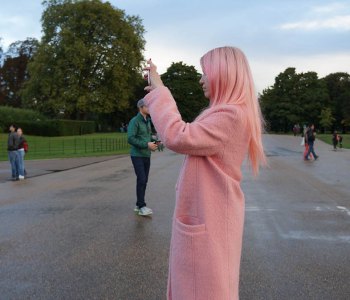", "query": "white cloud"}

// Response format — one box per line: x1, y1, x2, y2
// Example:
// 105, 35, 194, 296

144, 38, 203, 74
281, 15, 350, 31
279, 2, 350, 31
0, 15, 23, 26
0, 13, 42, 49
312, 2, 347, 14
